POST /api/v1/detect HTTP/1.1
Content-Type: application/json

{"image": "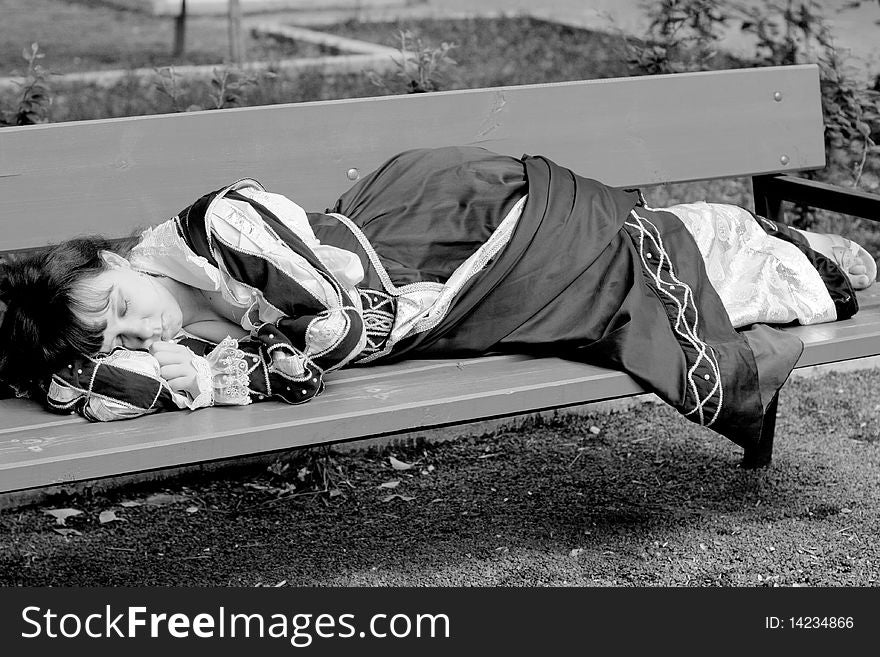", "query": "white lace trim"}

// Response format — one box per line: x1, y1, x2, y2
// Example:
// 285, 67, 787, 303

205, 337, 252, 406
129, 220, 224, 292
185, 355, 215, 410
